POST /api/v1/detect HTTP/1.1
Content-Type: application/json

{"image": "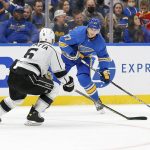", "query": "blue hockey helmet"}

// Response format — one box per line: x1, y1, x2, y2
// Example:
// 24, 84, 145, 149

87, 18, 101, 30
